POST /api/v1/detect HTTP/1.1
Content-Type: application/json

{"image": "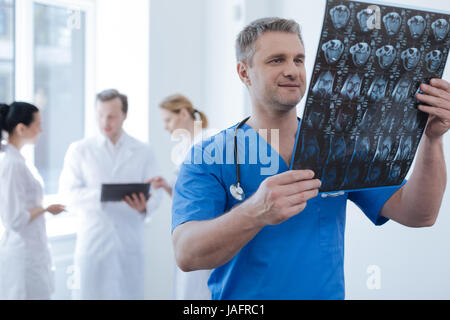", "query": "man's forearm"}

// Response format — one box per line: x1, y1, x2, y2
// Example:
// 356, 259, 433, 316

382, 135, 447, 227
173, 201, 264, 272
